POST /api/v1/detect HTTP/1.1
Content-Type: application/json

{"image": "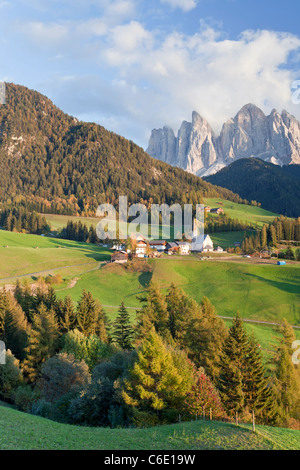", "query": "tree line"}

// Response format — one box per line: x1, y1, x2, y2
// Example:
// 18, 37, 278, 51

0, 207, 49, 234
0, 281, 299, 429
242, 216, 300, 255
